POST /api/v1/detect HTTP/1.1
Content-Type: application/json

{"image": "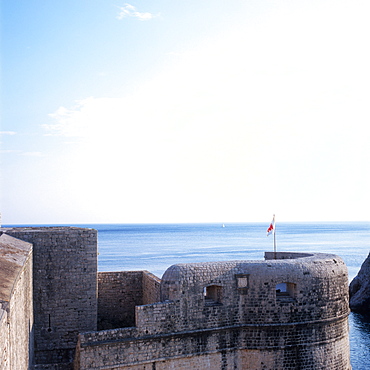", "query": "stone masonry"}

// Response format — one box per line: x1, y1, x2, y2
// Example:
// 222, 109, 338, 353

98, 271, 160, 330
76, 252, 351, 369
2, 227, 97, 368
0, 227, 351, 370
0, 233, 33, 370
